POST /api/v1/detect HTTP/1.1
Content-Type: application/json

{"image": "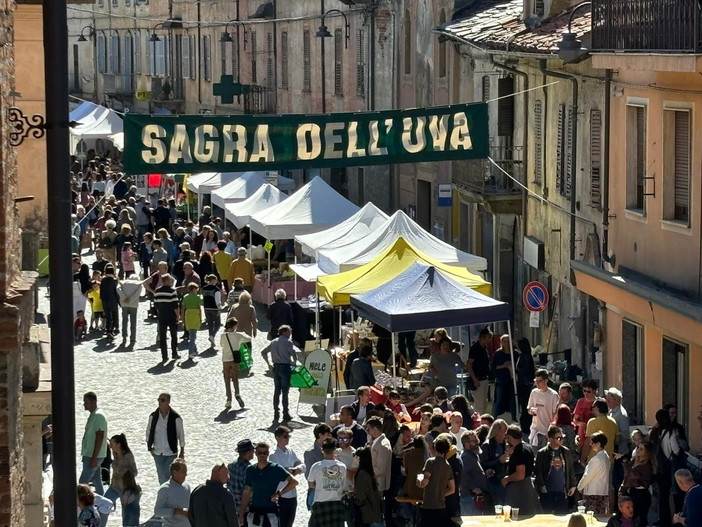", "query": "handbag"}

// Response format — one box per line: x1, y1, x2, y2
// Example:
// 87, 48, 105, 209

225, 334, 242, 363
473, 493, 486, 510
